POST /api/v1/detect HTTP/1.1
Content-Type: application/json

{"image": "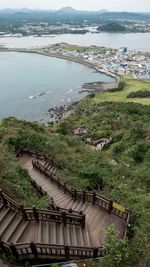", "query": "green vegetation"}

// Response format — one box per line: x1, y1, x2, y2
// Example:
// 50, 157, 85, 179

97, 22, 126, 32
0, 77, 150, 266
94, 76, 150, 105
101, 226, 129, 266
127, 90, 150, 98
108, 81, 126, 92
0, 119, 49, 208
